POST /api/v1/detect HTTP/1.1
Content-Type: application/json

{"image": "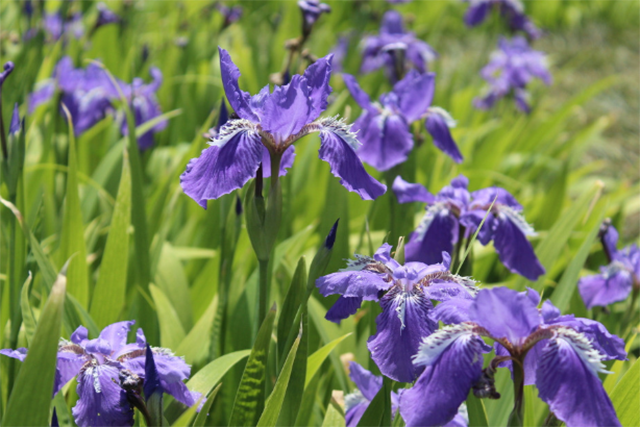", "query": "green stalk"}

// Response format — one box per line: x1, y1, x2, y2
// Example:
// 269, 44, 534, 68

507, 357, 525, 427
